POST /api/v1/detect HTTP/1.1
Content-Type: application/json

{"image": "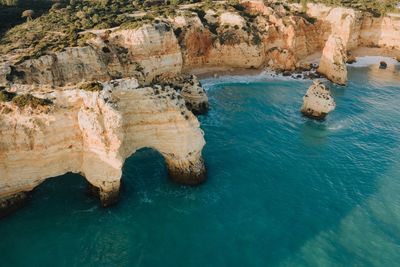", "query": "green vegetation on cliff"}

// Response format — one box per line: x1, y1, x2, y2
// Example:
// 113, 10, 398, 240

0, 0, 203, 60
79, 81, 104, 92
0, 0, 398, 62
12, 94, 52, 108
